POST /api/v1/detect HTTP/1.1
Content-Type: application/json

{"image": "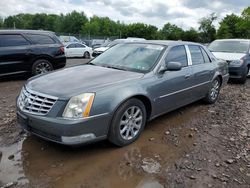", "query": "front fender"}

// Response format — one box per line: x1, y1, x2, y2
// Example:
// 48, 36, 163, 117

91, 83, 149, 117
